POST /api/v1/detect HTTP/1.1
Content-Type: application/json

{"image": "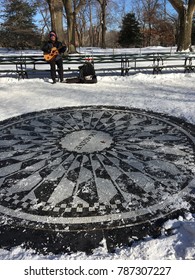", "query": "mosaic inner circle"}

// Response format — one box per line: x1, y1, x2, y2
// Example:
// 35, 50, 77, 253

0, 106, 194, 232
60, 129, 113, 153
